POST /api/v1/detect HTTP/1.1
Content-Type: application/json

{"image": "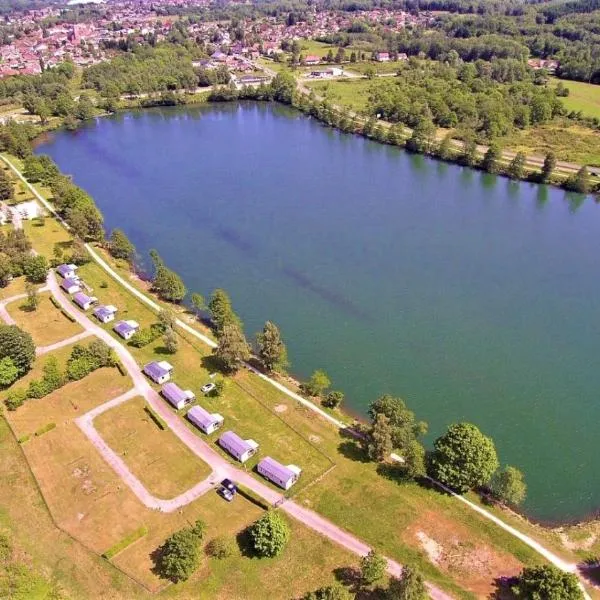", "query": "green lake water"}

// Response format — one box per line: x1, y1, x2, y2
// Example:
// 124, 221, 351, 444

37, 102, 600, 523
